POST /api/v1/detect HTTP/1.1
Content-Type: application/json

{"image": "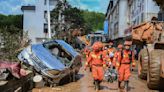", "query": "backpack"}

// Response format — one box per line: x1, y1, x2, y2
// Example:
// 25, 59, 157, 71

120, 50, 133, 64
